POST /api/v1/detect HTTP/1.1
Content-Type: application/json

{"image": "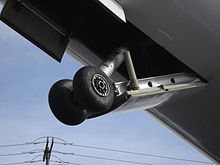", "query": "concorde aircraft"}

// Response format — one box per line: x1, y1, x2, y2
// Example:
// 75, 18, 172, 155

0, 0, 220, 164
